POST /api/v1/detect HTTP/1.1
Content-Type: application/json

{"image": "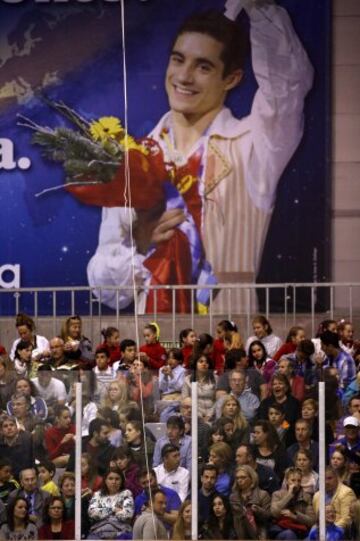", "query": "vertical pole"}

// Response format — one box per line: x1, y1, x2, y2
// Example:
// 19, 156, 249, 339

75, 382, 83, 541
191, 382, 198, 541
318, 382, 326, 541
